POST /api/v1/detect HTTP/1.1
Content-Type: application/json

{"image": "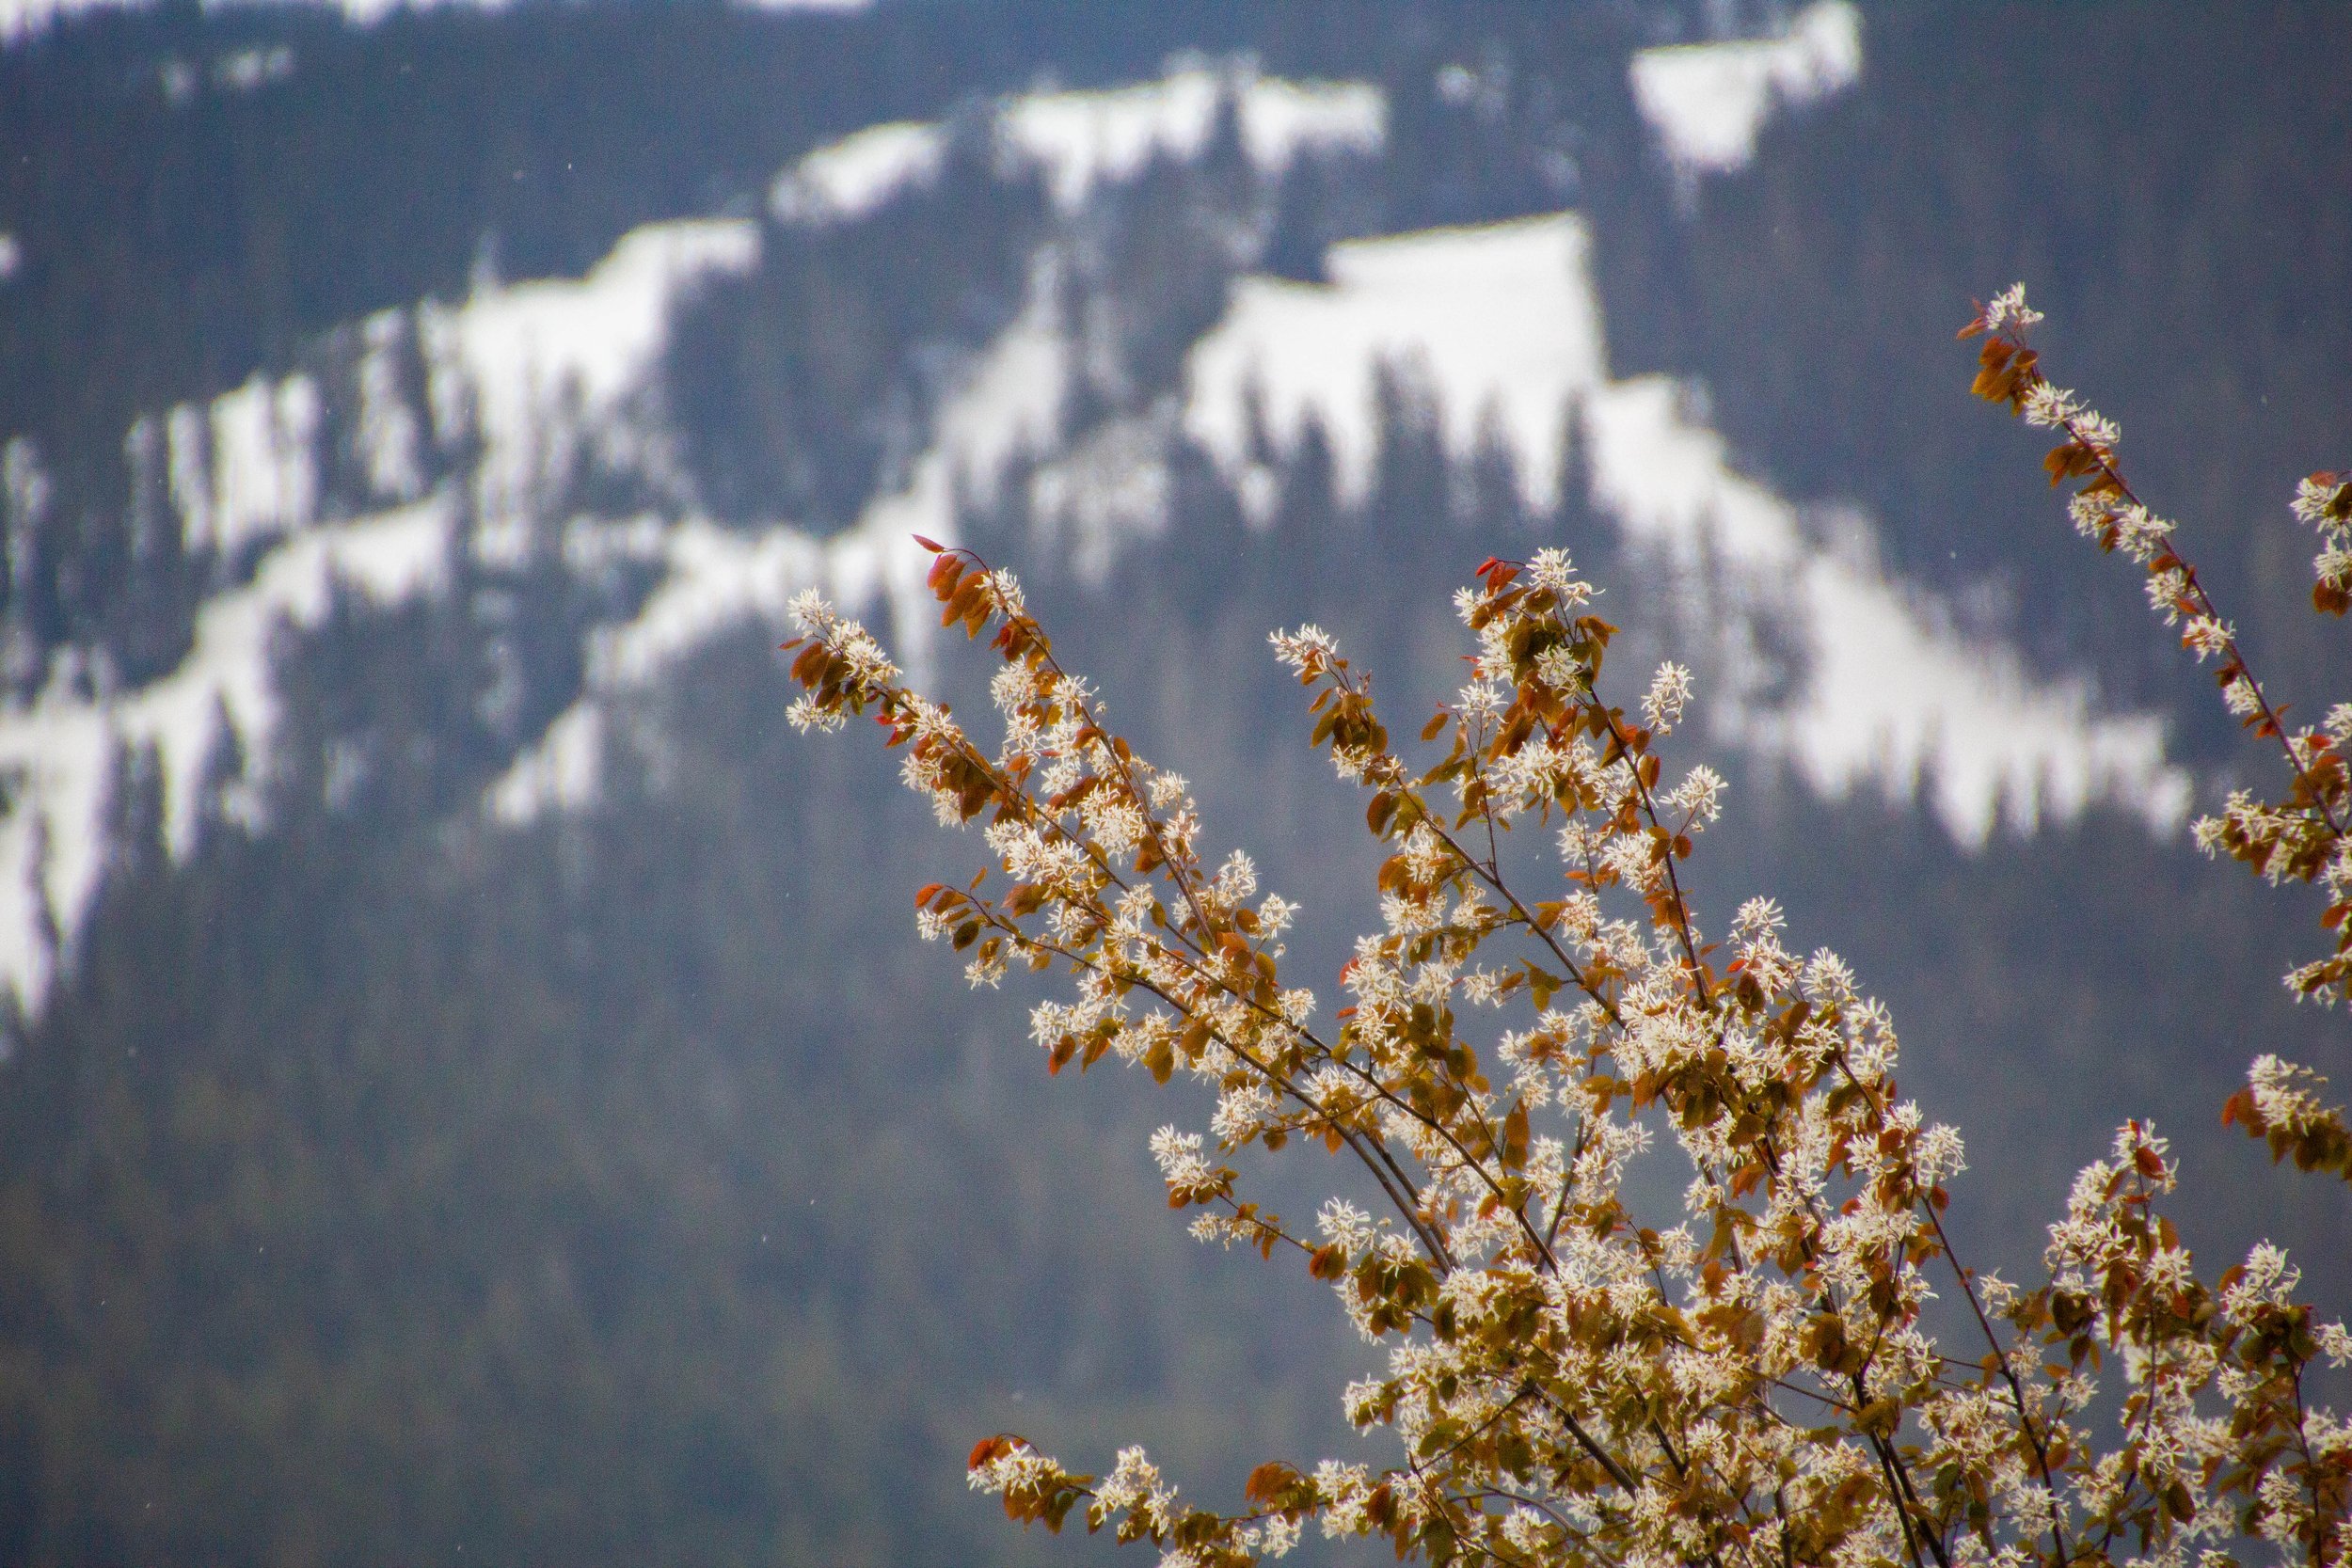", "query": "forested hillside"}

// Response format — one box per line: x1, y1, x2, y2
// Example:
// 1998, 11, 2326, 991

0, 3, 2344, 1562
